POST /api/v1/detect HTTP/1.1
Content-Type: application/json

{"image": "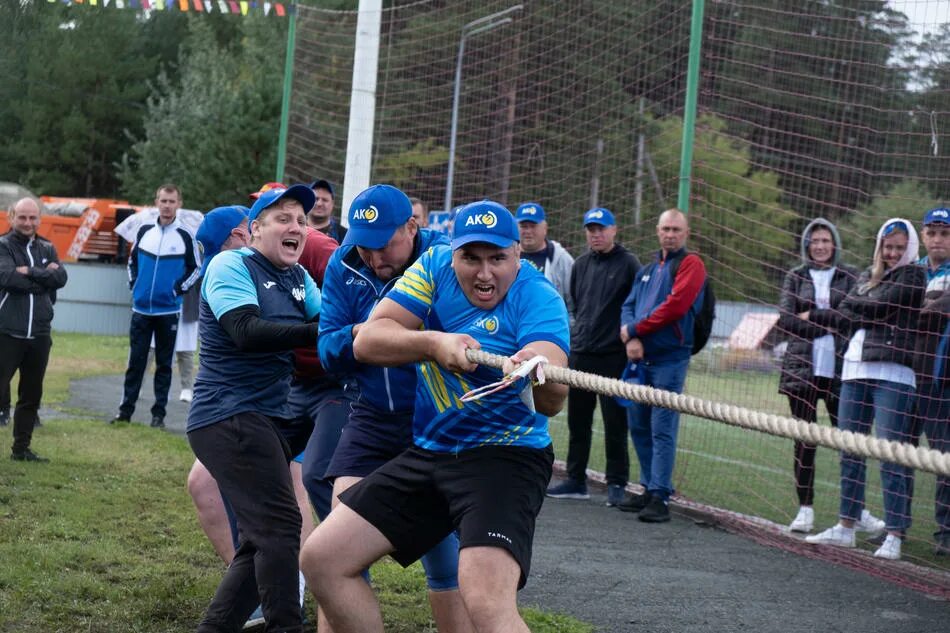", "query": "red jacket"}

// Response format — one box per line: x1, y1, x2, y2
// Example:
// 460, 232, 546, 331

294, 227, 339, 377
